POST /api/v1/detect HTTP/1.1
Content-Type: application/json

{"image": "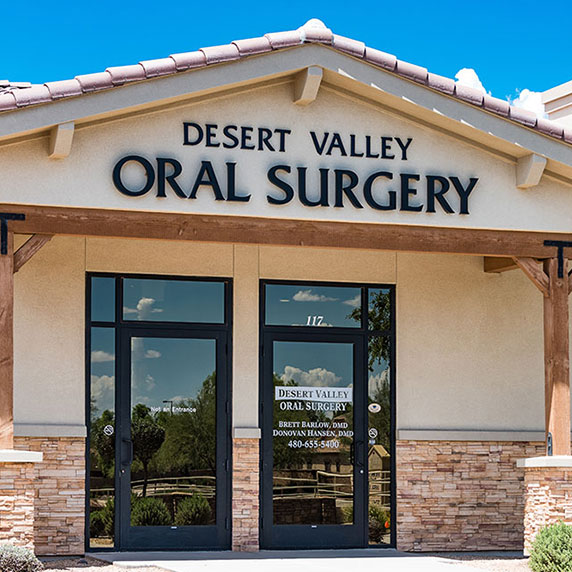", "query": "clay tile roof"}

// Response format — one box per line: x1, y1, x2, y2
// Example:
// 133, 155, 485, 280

0, 18, 569, 146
